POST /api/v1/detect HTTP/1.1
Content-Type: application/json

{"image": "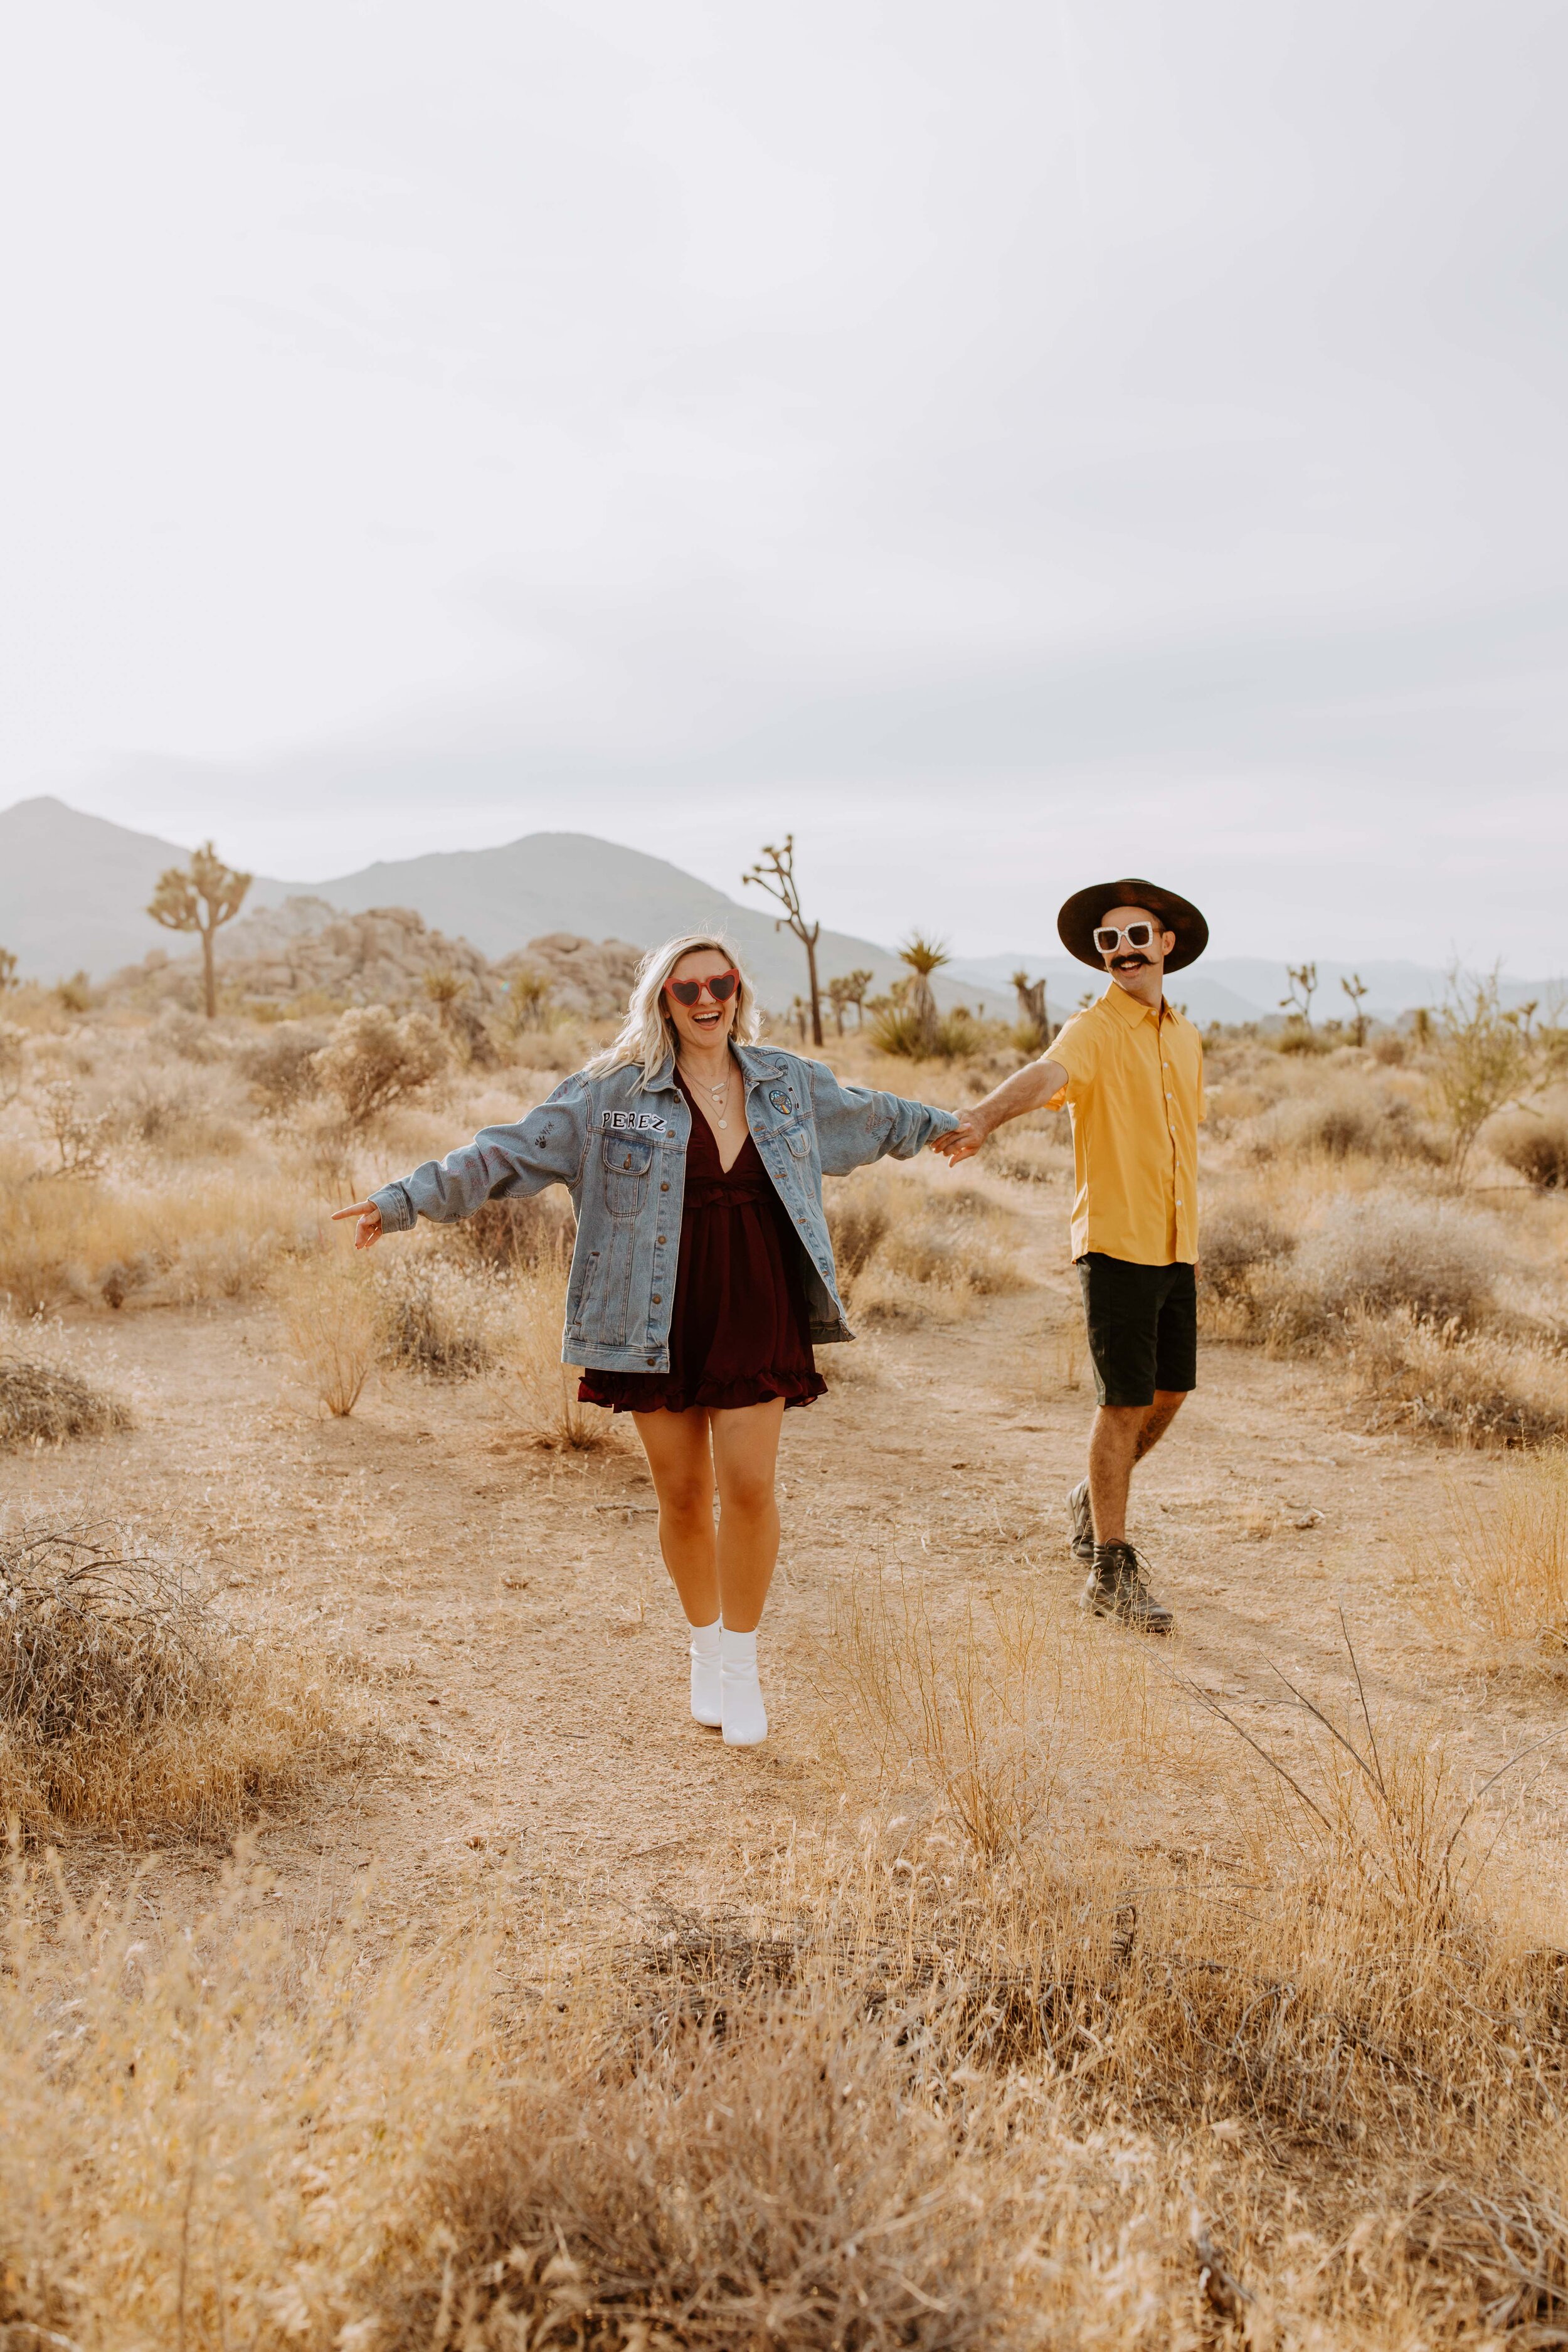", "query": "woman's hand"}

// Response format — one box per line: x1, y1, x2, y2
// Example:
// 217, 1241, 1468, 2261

331, 1199, 384, 1249
931, 1111, 987, 1165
